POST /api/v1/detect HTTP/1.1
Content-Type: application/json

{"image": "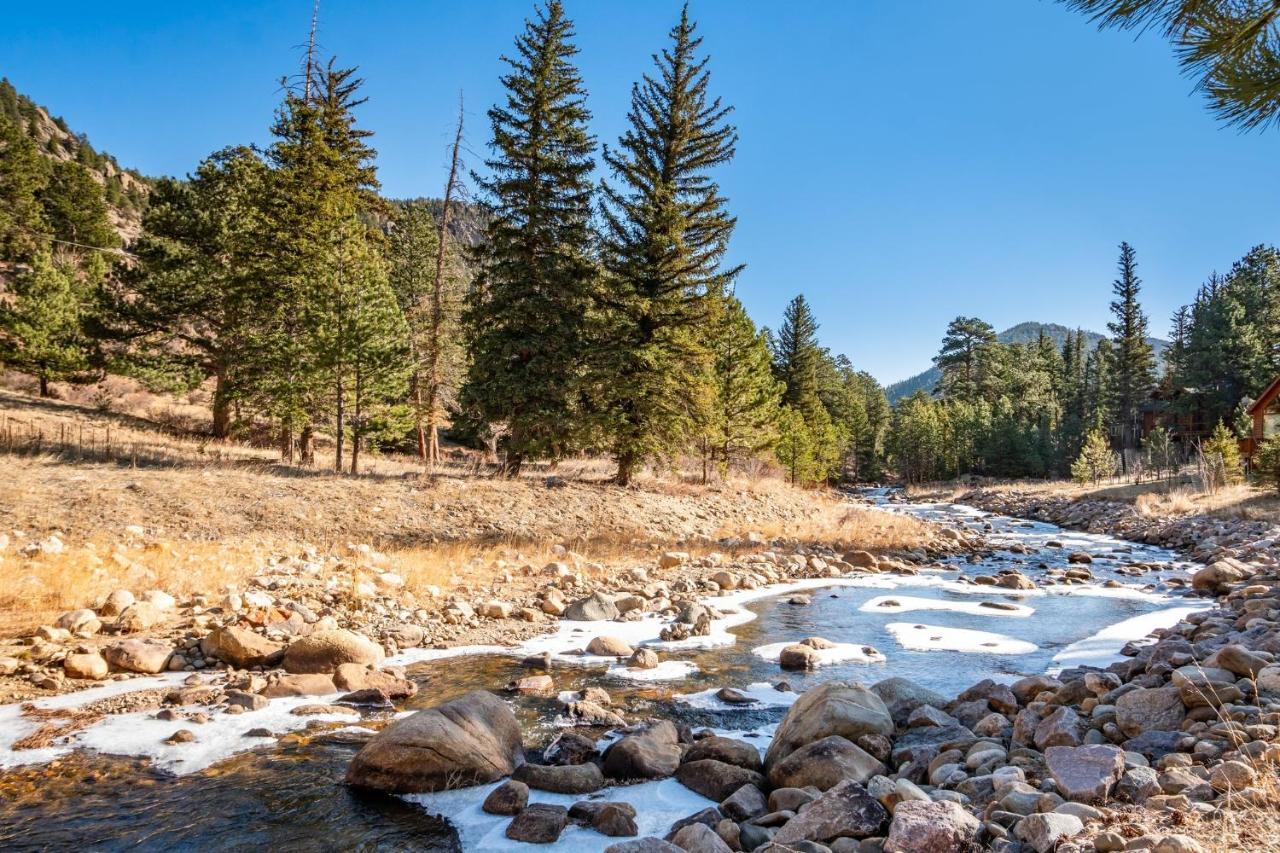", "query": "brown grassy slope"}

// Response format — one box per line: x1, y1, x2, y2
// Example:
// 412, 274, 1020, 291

0, 390, 930, 635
